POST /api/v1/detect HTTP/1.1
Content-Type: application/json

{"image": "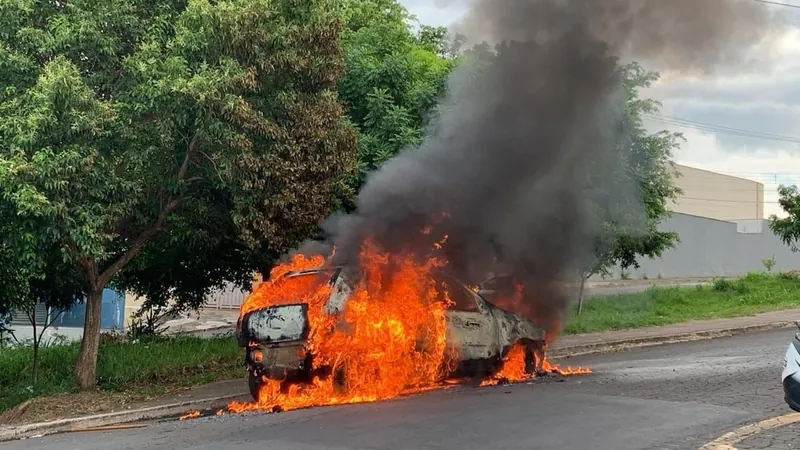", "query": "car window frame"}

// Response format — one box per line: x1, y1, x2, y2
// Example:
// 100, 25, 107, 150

440, 275, 487, 314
